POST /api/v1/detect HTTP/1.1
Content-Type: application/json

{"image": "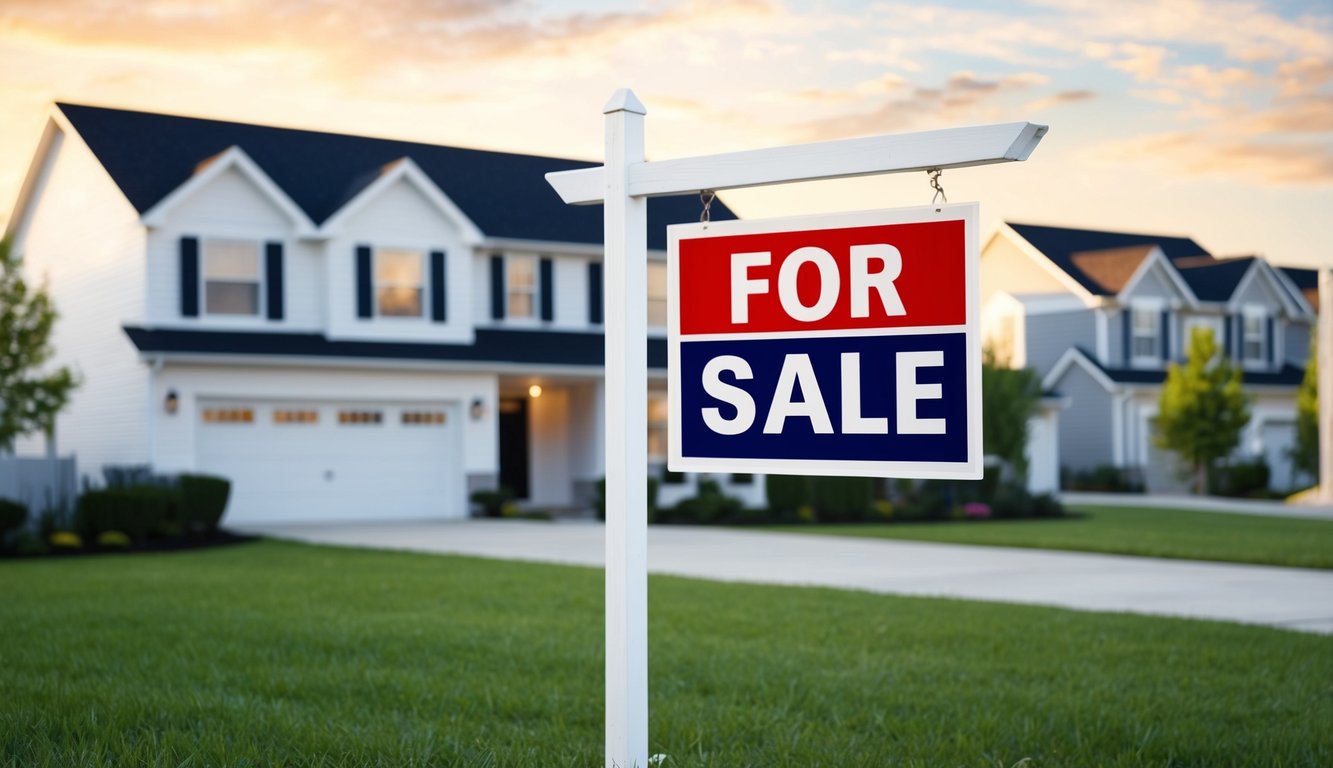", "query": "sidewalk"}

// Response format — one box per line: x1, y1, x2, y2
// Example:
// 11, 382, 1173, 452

242, 519, 1333, 635
1061, 491, 1333, 519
